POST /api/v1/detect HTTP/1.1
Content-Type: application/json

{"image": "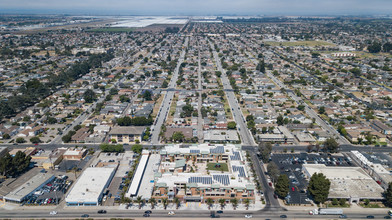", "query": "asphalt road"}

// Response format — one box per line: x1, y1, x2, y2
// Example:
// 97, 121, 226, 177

0, 208, 390, 219
150, 37, 189, 145
210, 41, 256, 146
